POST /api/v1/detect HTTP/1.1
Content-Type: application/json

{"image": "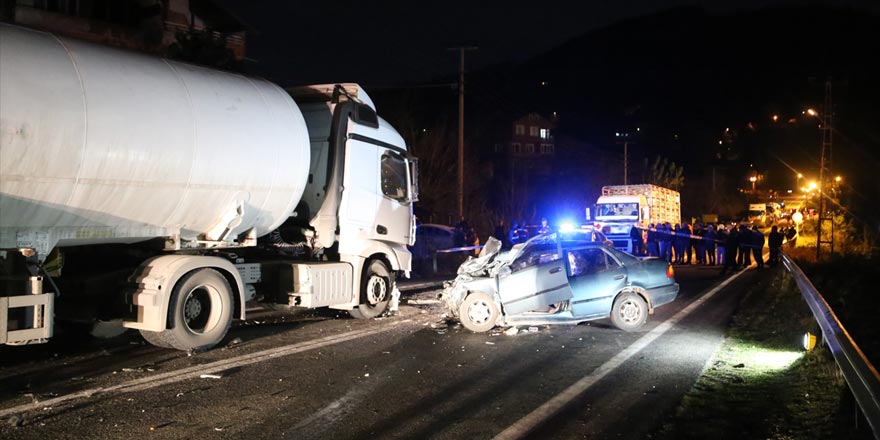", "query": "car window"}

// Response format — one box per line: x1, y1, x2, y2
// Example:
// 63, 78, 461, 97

567, 248, 619, 277
510, 243, 560, 272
